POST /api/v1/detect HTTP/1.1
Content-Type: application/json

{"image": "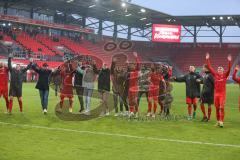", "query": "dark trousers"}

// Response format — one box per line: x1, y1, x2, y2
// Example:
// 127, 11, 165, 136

54, 84, 60, 97
76, 86, 84, 110
39, 89, 49, 110
113, 92, 129, 113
